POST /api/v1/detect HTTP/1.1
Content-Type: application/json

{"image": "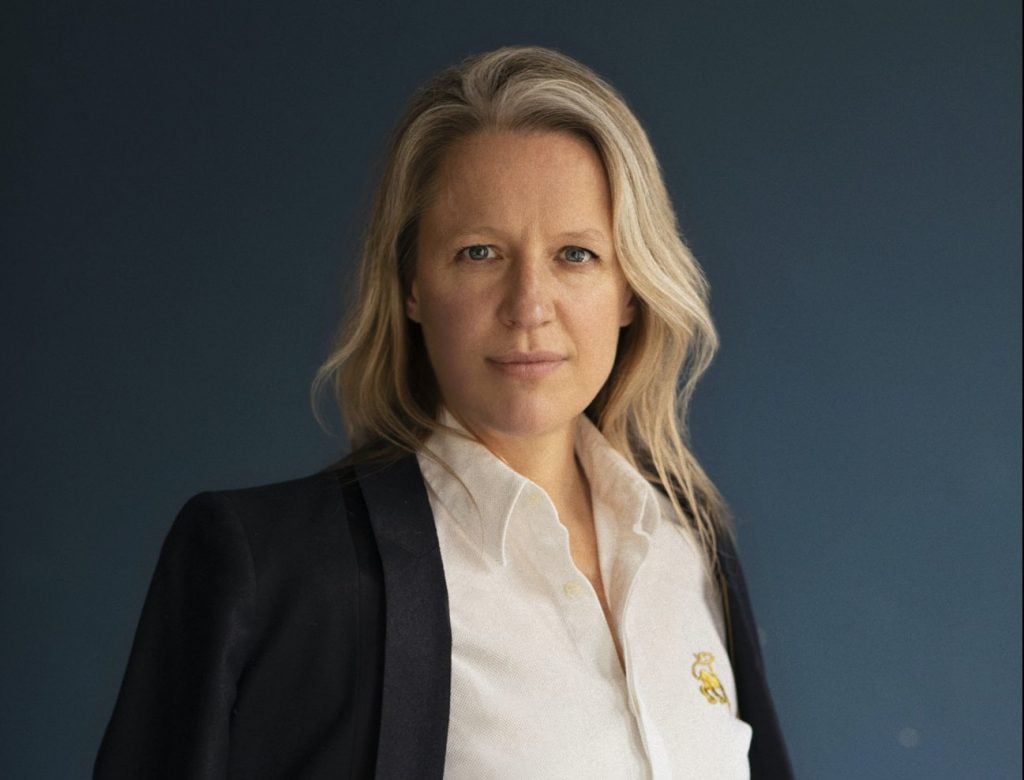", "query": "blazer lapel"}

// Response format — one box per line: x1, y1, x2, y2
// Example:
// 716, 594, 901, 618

355, 454, 792, 777
356, 454, 451, 780
716, 533, 794, 778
